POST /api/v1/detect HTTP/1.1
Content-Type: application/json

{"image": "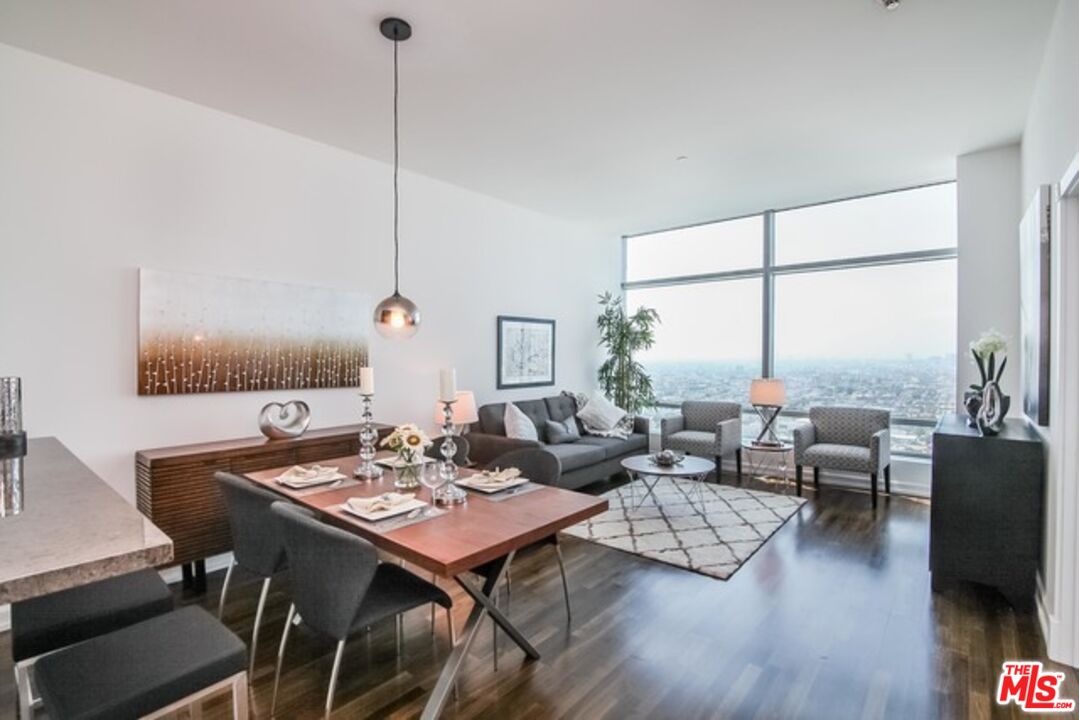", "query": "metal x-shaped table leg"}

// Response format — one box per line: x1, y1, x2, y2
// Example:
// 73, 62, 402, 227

629, 471, 663, 510
420, 551, 539, 720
